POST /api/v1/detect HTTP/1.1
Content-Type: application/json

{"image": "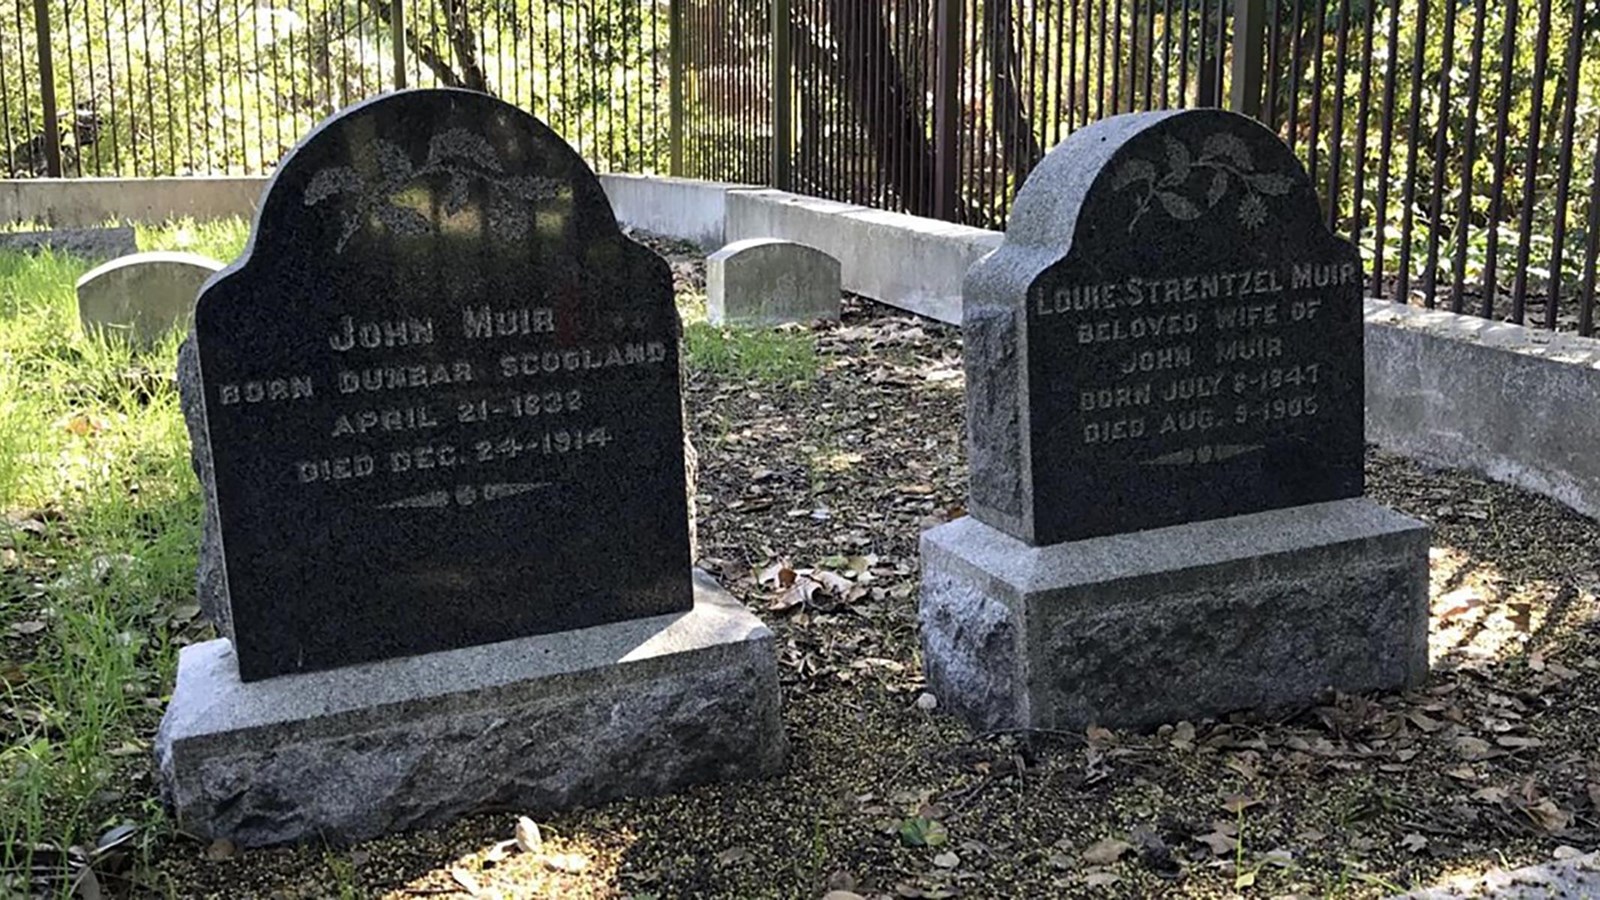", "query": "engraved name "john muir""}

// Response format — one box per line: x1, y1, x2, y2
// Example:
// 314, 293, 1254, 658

328, 306, 557, 351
